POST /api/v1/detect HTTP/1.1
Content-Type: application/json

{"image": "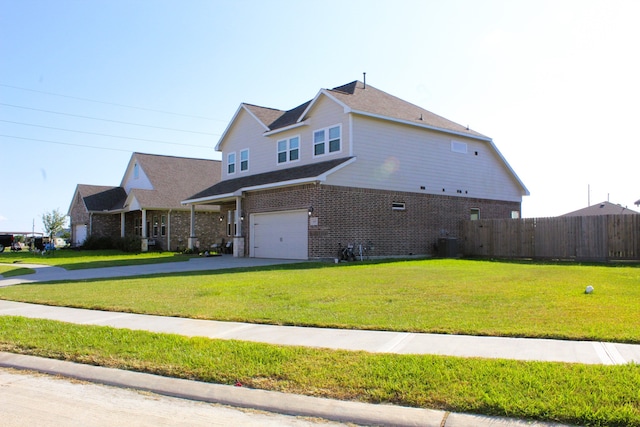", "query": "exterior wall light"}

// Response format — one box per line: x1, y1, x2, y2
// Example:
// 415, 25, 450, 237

308, 206, 314, 216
